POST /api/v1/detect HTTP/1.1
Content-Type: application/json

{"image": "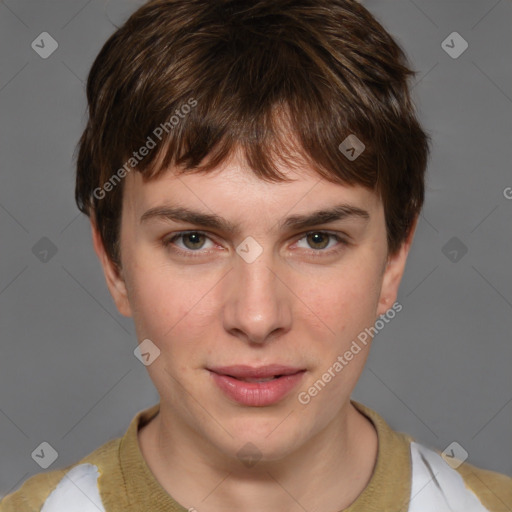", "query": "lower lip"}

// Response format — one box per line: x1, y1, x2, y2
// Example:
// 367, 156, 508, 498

209, 371, 306, 407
